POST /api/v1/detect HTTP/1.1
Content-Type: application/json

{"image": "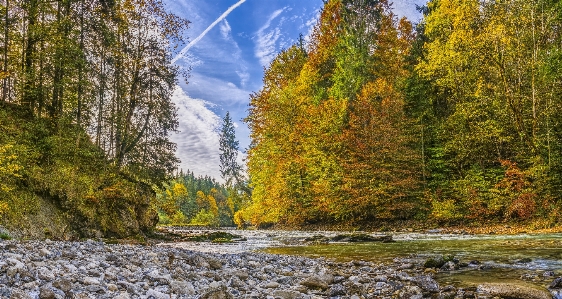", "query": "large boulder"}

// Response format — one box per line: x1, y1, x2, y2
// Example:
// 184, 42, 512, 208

478, 283, 552, 299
